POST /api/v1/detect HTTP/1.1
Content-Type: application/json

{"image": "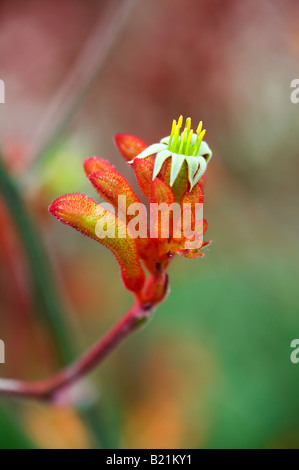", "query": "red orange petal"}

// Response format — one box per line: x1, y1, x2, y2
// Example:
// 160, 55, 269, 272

49, 194, 145, 292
